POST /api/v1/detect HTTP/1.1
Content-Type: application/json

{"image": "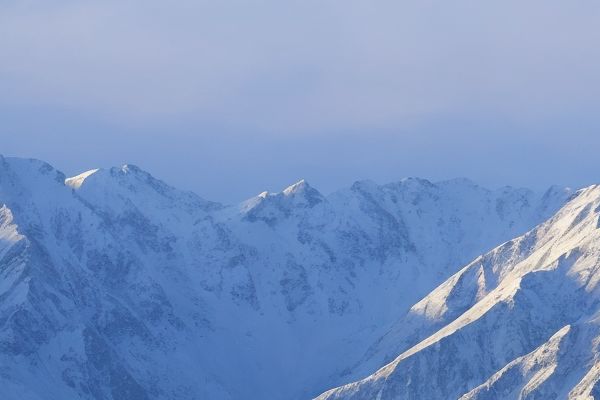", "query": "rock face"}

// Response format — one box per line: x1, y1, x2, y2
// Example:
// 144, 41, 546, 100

317, 185, 600, 400
0, 156, 570, 400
